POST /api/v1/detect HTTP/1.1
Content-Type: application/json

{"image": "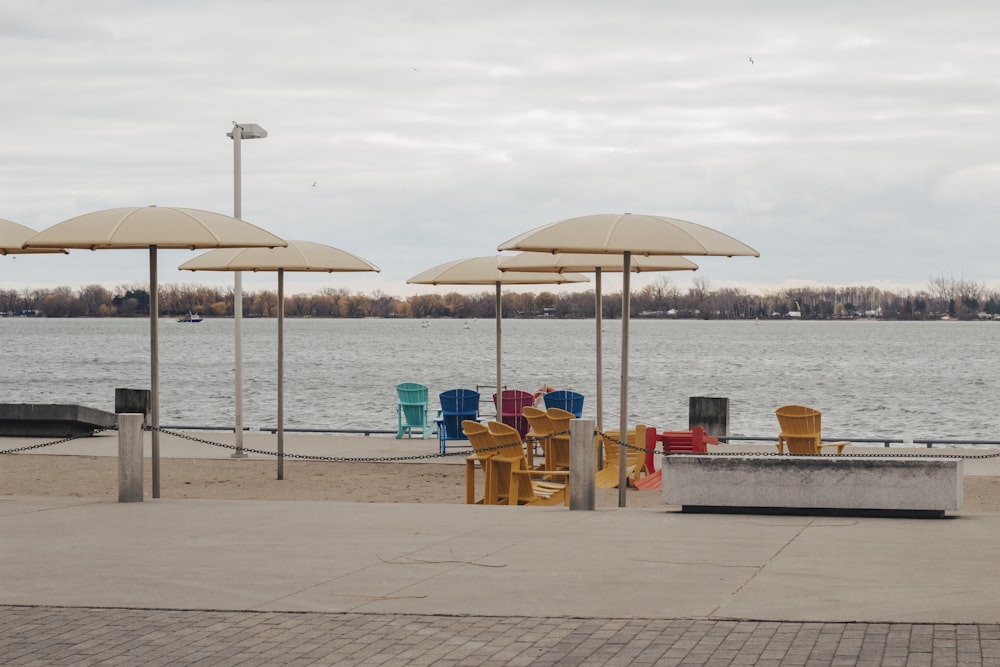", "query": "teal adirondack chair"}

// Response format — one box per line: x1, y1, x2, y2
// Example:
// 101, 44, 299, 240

396, 382, 432, 439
